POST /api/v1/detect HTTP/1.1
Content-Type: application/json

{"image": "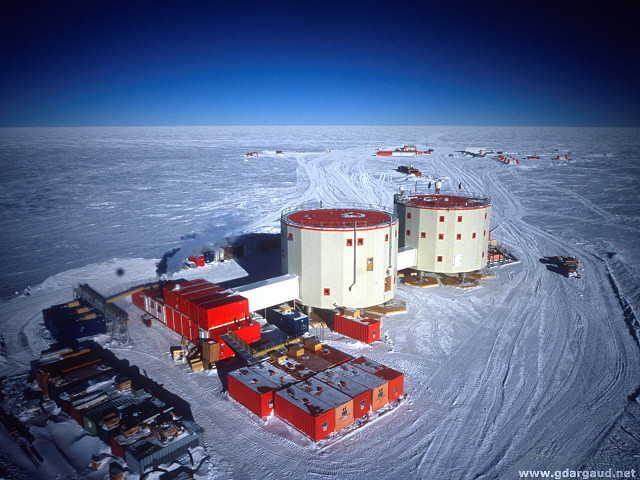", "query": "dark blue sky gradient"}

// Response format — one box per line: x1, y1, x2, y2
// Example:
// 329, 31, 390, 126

1, 1, 639, 126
